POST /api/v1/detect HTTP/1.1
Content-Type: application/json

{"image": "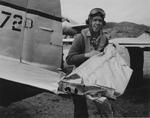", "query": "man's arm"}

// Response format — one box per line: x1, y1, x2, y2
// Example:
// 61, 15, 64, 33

66, 34, 87, 67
